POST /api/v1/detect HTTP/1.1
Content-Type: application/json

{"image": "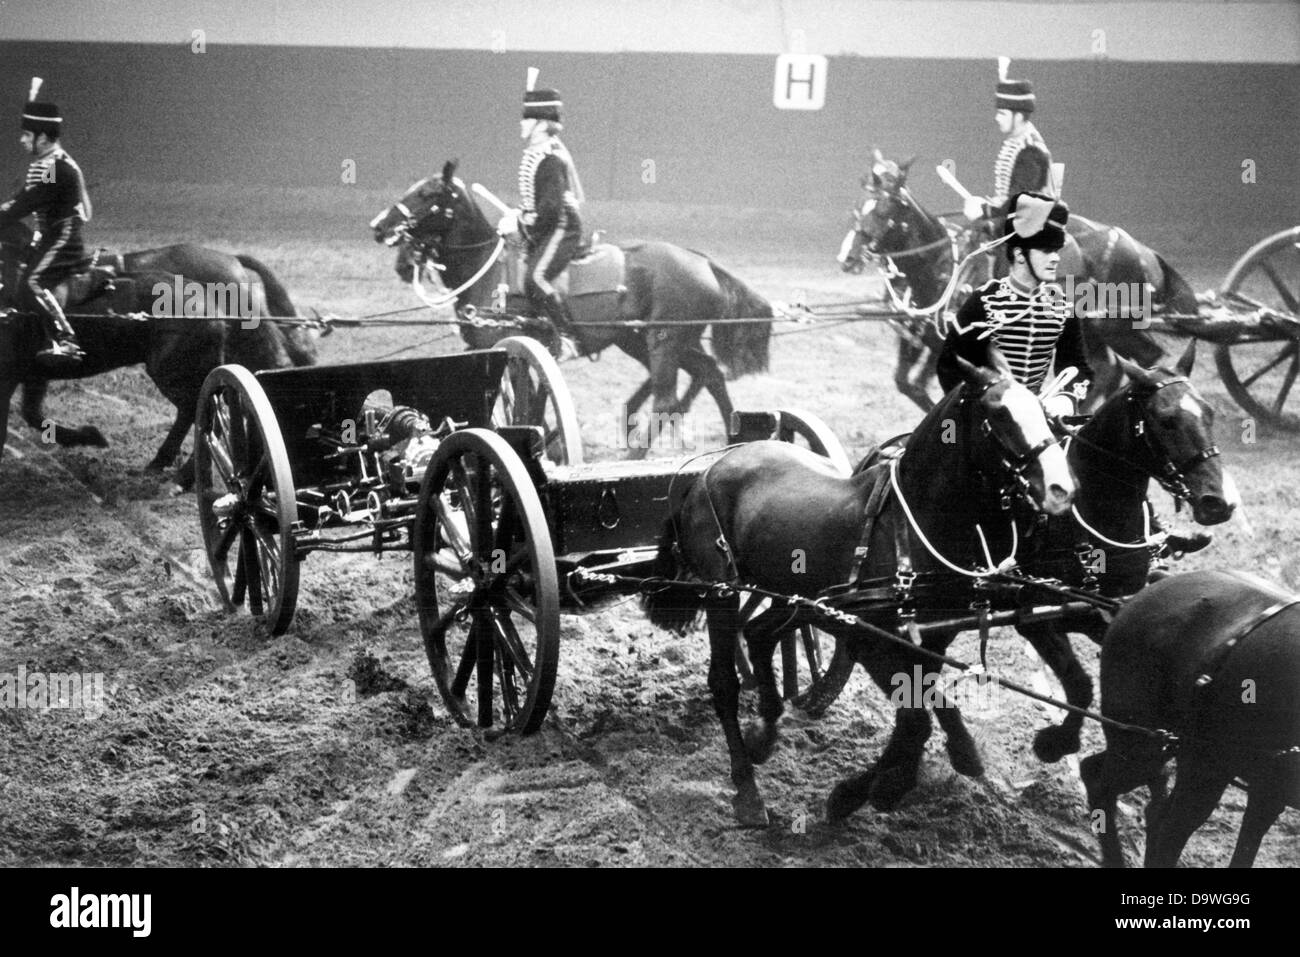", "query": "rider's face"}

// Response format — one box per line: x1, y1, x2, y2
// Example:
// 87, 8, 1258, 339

1027, 247, 1060, 280
520, 118, 539, 141
19, 130, 35, 154
995, 109, 1015, 135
